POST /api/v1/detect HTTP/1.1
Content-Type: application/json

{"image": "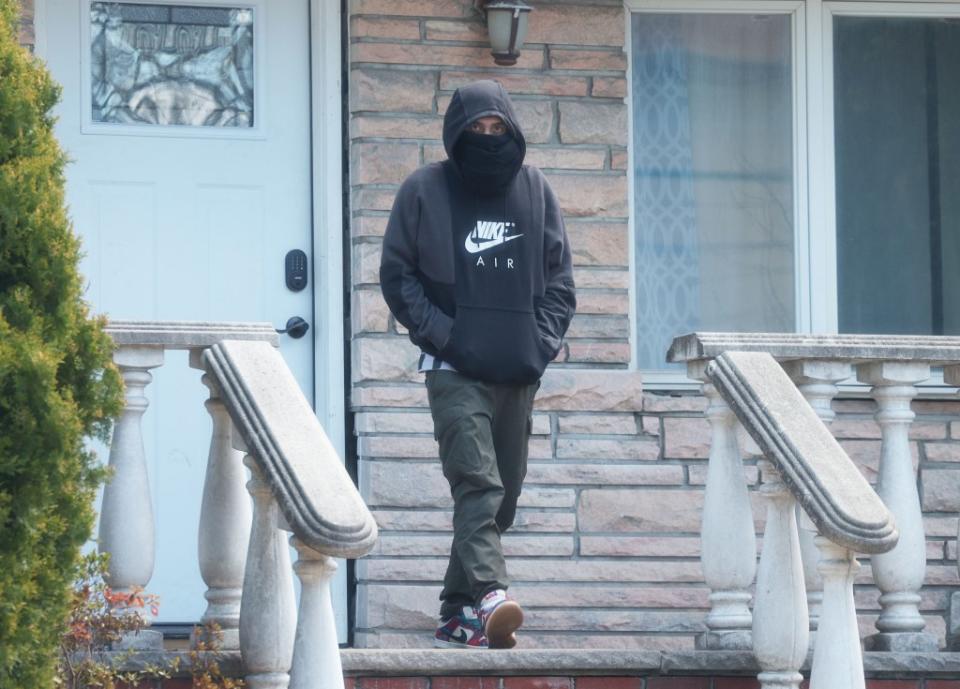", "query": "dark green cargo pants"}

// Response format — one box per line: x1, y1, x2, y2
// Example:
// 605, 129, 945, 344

425, 370, 539, 617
